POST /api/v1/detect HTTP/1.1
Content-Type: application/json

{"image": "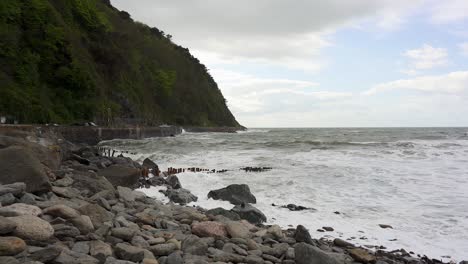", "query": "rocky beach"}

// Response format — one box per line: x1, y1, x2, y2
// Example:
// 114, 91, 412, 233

0, 128, 464, 264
